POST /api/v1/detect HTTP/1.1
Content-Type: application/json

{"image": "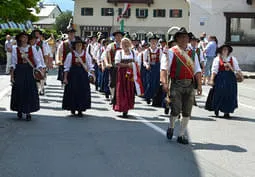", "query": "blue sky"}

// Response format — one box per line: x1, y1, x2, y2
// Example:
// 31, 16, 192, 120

43, 0, 74, 12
